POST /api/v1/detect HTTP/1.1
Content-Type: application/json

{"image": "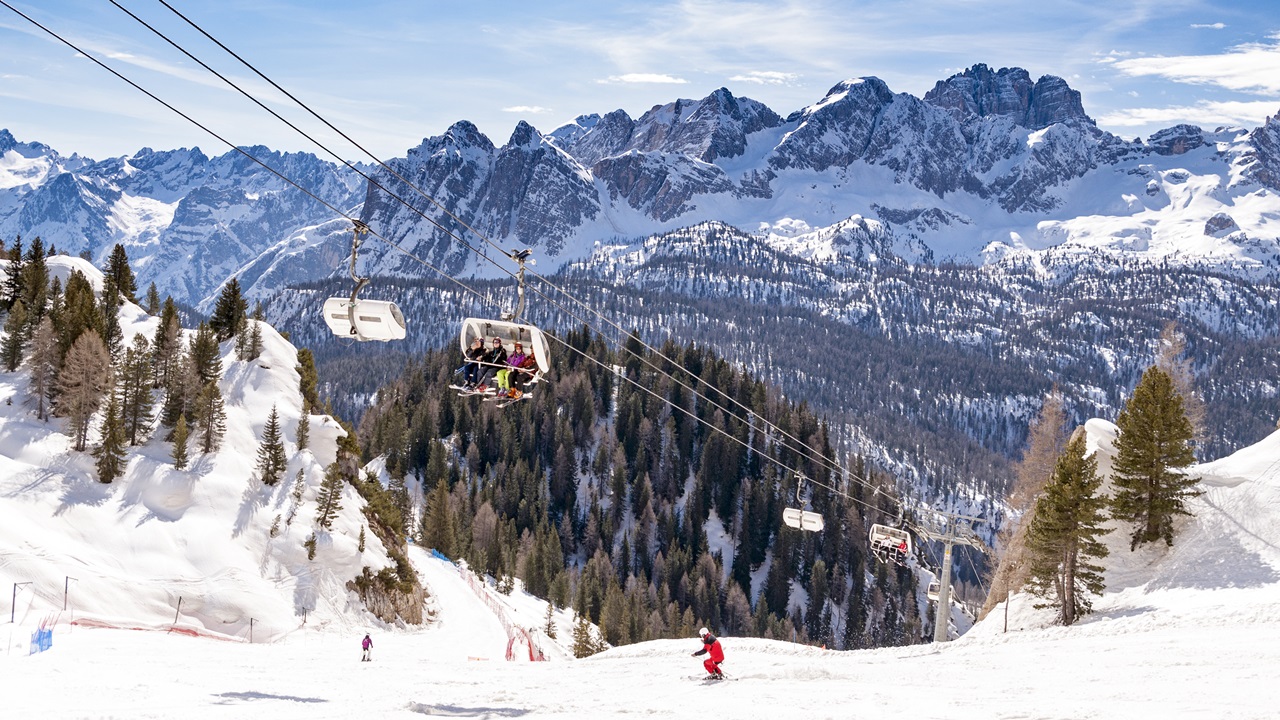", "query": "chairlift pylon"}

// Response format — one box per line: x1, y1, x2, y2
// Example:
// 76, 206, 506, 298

321, 219, 406, 342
